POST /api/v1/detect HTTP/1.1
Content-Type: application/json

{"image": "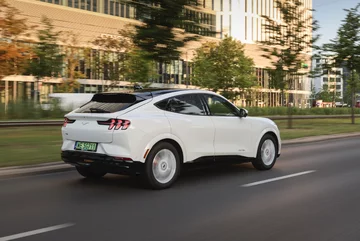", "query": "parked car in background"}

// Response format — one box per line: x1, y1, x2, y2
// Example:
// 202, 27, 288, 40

356, 101, 360, 108
335, 102, 348, 108
42, 93, 94, 111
